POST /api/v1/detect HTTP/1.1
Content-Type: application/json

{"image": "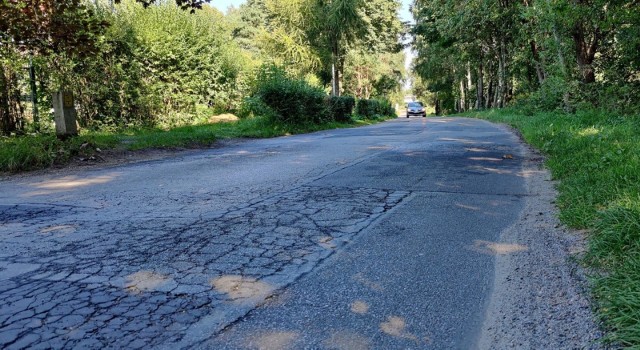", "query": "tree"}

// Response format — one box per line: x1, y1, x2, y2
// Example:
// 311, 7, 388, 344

357, 0, 404, 54
118, 0, 208, 12
0, 0, 108, 134
227, 0, 268, 55
310, 0, 365, 96
0, 0, 108, 56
